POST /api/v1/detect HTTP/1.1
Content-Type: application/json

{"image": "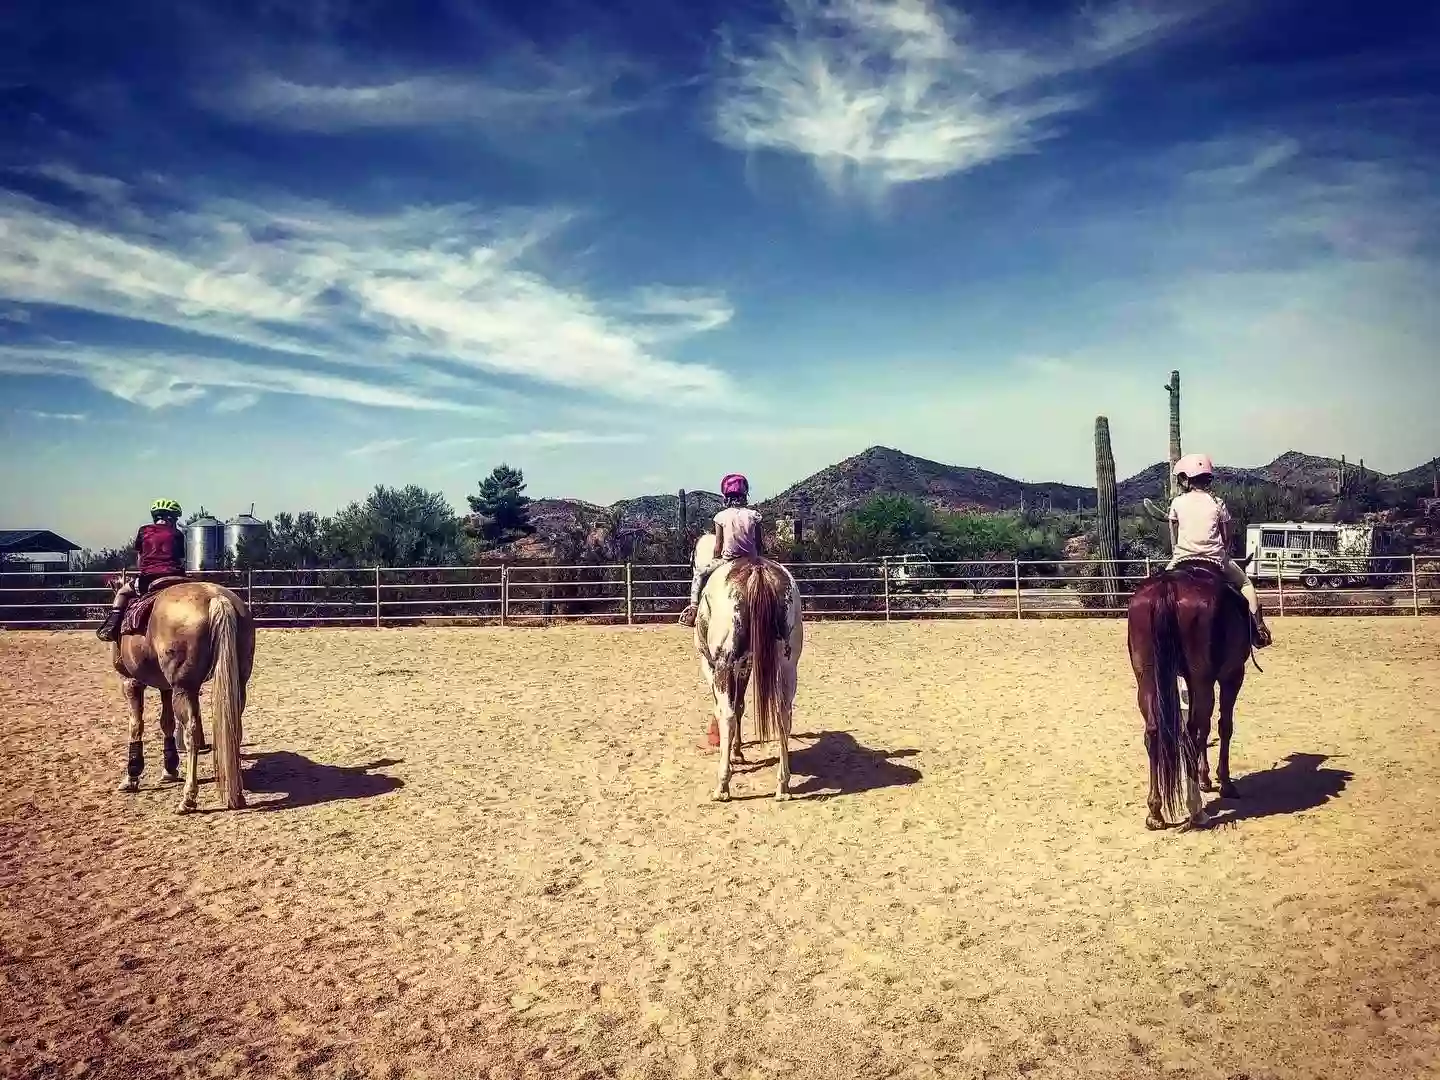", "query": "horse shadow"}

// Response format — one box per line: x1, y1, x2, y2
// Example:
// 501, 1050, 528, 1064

735, 730, 921, 800
239, 752, 405, 811
1206, 752, 1353, 825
